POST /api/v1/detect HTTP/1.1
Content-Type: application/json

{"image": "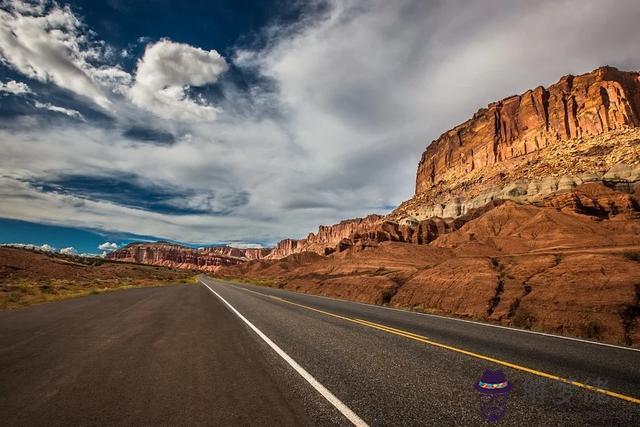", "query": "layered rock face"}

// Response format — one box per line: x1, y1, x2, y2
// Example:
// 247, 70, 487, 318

390, 67, 640, 223
202, 246, 271, 260
264, 68, 640, 259
214, 66, 640, 346
415, 66, 640, 194
218, 185, 640, 345
266, 214, 460, 258
266, 197, 568, 259
394, 161, 640, 221
107, 243, 268, 272
265, 215, 385, 258
540, 182, 640, 219
267, 239, 302, 259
